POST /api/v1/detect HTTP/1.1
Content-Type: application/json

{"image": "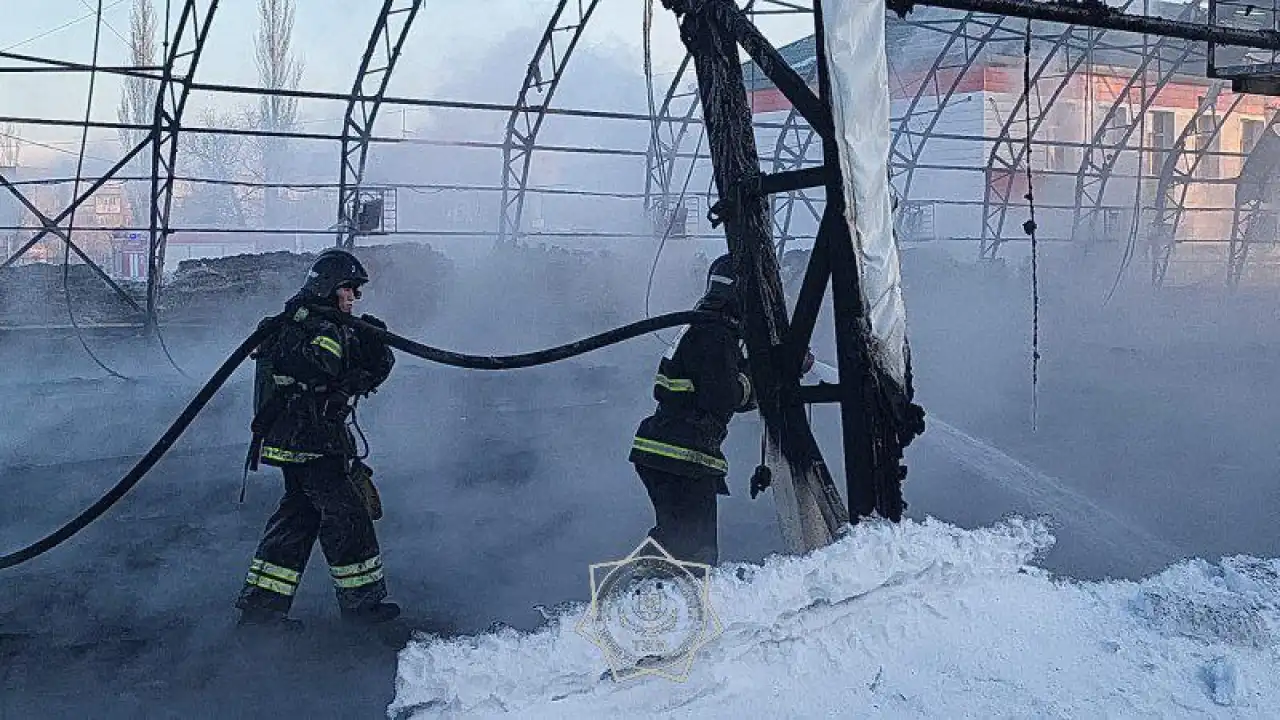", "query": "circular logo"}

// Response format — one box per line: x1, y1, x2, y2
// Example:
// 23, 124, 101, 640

591, 555, 707, 669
